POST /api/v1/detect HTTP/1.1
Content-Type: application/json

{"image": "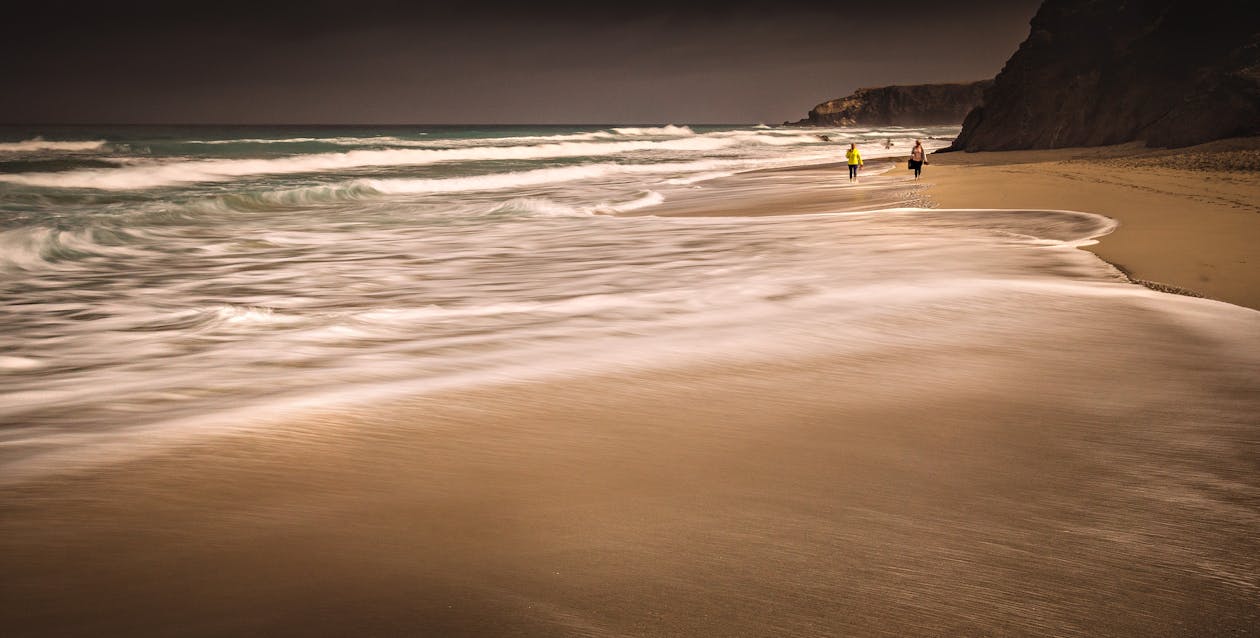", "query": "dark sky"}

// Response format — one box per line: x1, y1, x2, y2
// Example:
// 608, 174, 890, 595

3, 0, 1044, 124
